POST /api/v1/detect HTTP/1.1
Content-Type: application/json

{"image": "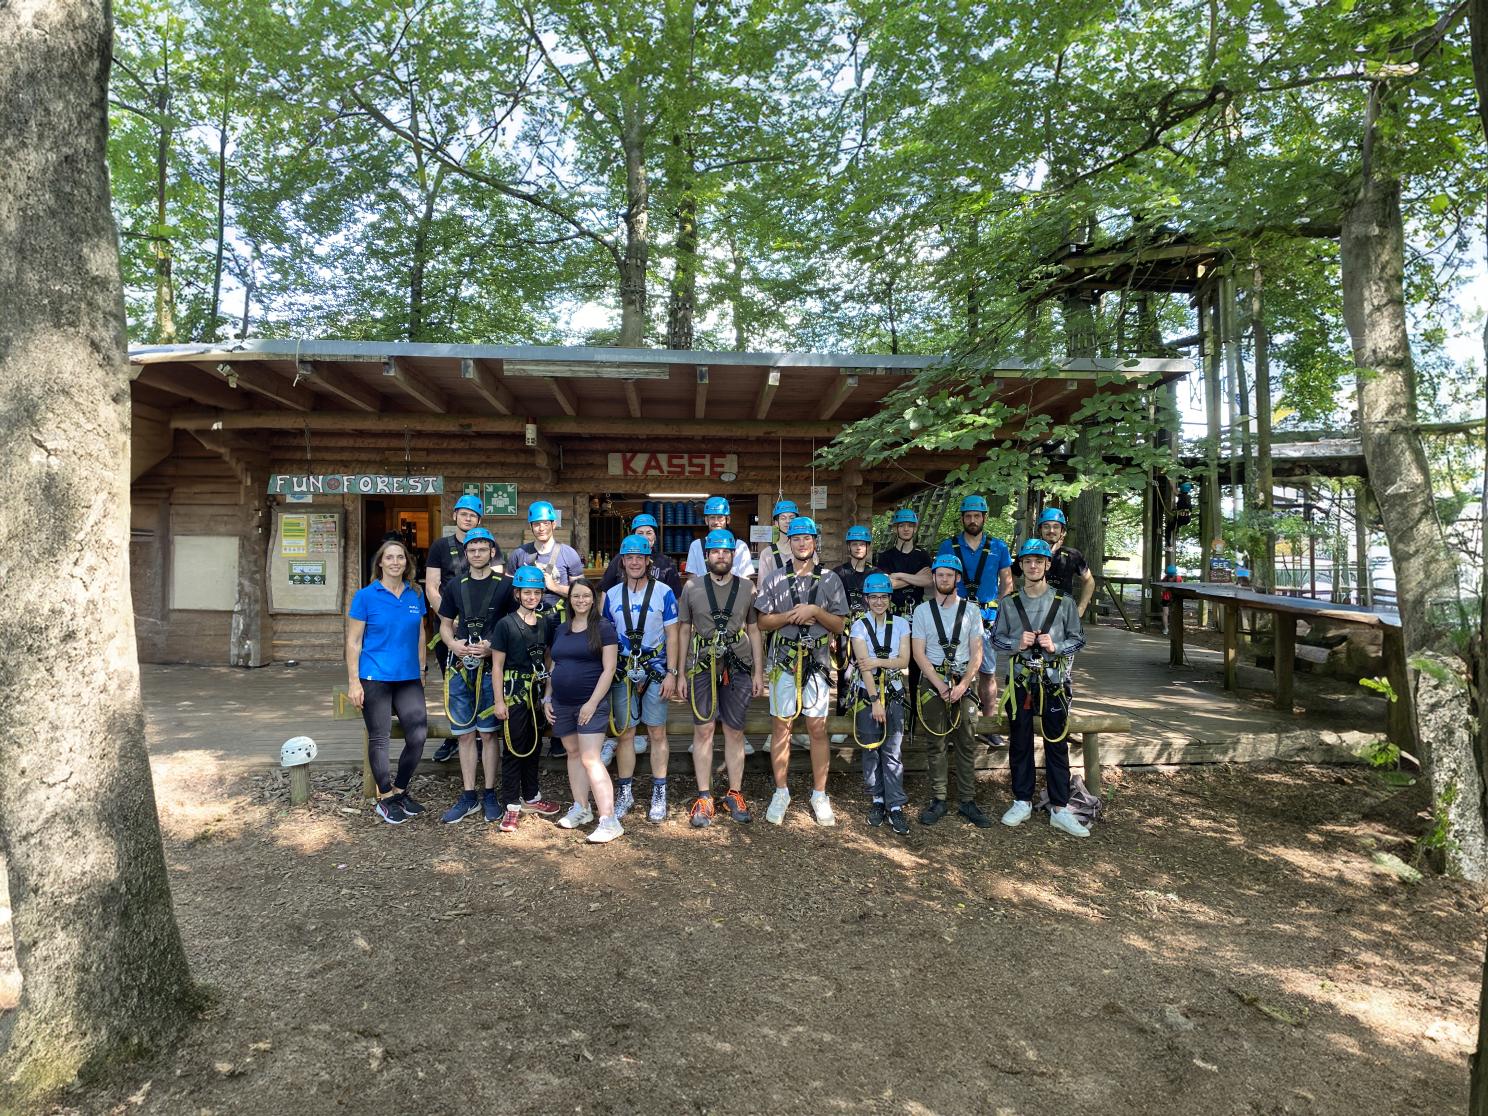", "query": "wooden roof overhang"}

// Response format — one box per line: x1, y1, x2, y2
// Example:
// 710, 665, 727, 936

129, 341, 1192, 488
